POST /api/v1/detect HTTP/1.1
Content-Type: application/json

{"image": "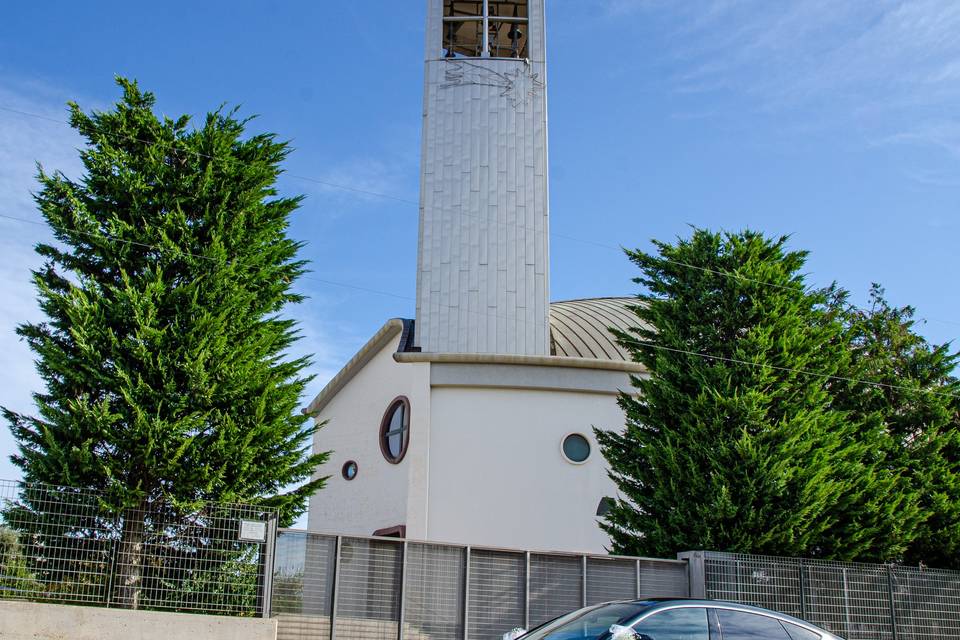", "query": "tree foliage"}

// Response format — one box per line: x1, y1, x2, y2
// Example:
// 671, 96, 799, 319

832, 285, 960, 568
596, 229, 923, 562
3, 78, 328, 525
0, 526, 41, 597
